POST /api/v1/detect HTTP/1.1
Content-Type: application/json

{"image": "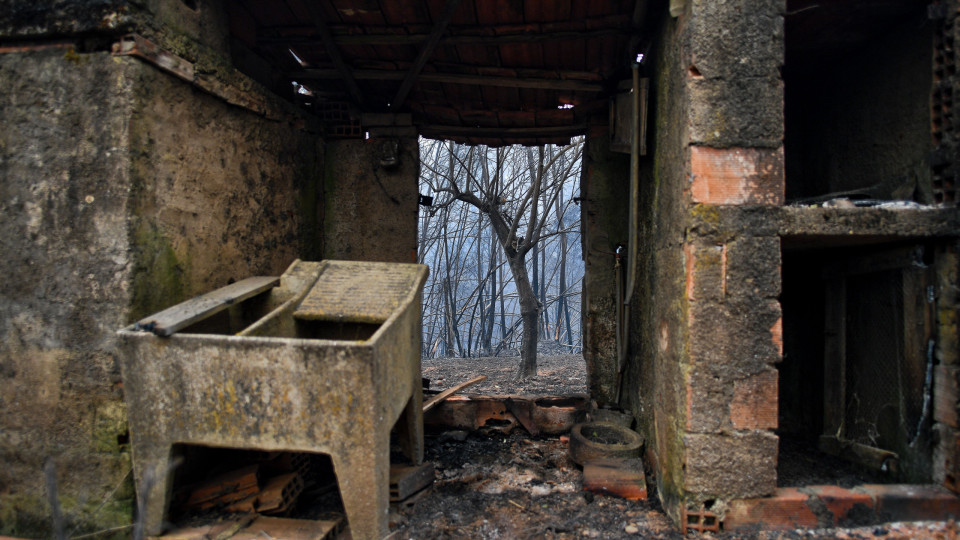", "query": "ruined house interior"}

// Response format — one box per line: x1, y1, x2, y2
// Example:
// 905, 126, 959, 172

3, 0, 960, 537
